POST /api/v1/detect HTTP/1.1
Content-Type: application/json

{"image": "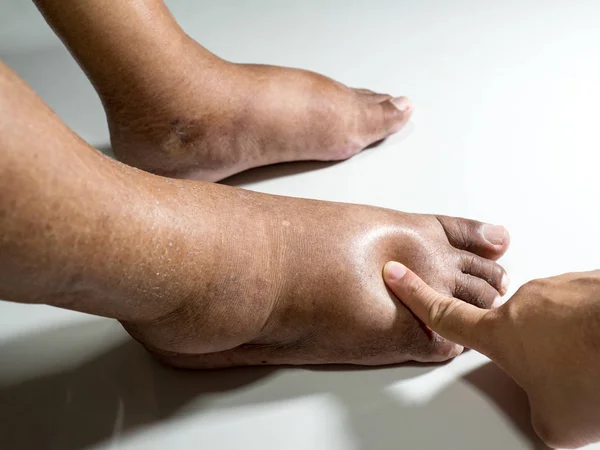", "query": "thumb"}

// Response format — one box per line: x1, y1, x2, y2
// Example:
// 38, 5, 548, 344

383, 261, 492, 353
